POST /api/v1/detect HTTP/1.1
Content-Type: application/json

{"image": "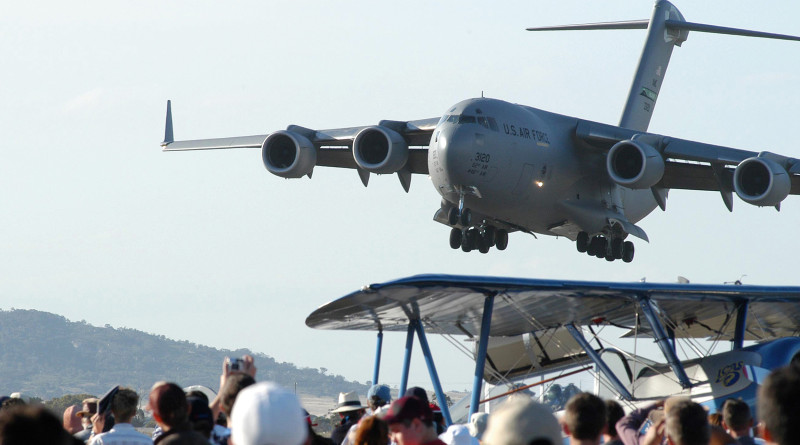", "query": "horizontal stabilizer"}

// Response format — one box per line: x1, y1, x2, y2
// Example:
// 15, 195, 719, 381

527, 20, 648, 32
664, 20, 800, 42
